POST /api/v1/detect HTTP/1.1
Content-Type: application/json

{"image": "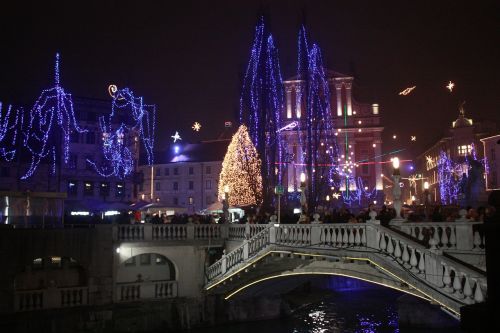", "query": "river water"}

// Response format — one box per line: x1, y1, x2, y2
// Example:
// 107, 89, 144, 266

189, 287, 463, 333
